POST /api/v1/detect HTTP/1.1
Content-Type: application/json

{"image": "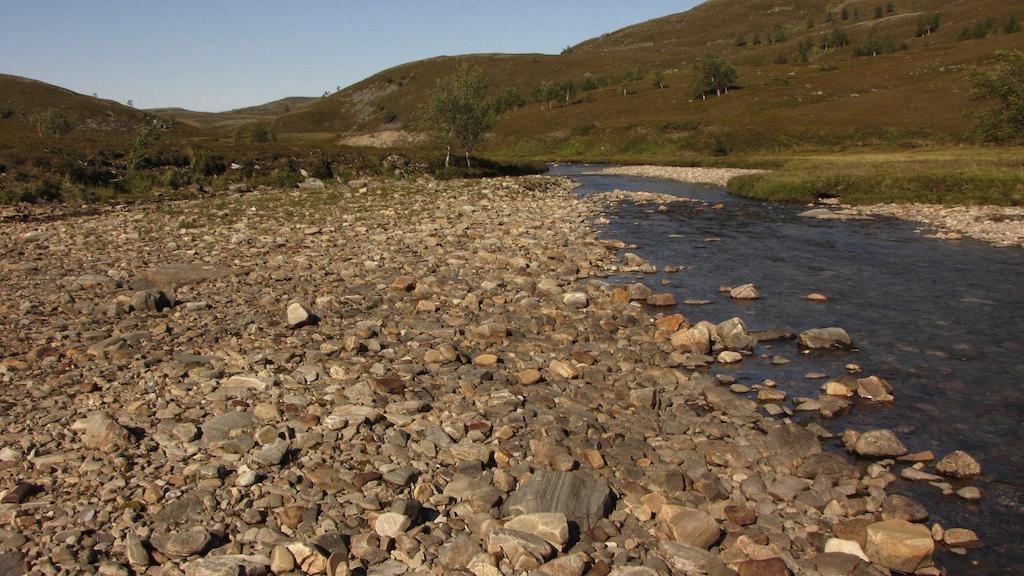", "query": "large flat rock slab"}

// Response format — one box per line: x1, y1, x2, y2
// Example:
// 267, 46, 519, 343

503, 468, 614, 530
